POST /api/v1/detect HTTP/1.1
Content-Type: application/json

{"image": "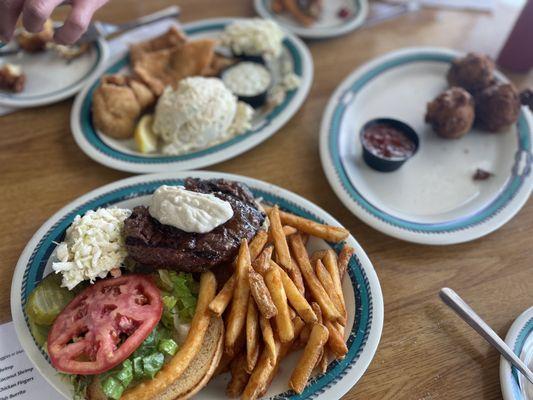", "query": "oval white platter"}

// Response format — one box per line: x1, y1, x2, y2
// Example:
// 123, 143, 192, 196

70, 18, 313, 173
0, 33, 108, 108
320, 47, 533, 245
254, 0, 368, 39
11, 171, 383, 400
